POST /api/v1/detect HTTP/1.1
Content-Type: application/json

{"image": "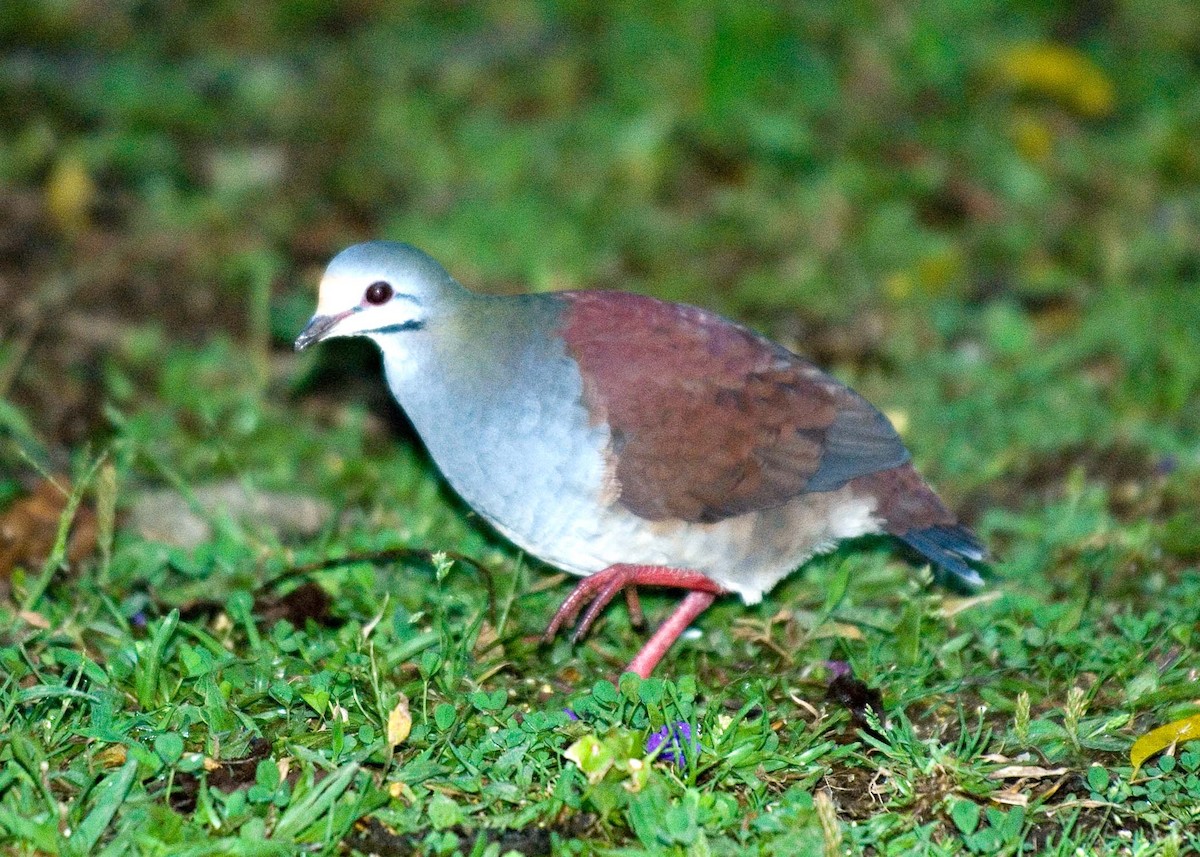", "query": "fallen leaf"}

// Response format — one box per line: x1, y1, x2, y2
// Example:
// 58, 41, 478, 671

991, 790, 1030, 807
1036, 773, 1073, 803
1040, 798, 1113, 815
18, 610, 51, 629
939, 590, 1003, 618
95, 745, 127, 767
388, 780, 416, 802
0, 477, 97, 597
1130, 713, 1200, 777
387, 695, 412, 747
989, 765, 1070, 779
884, 409, 909, 435
994, 43, 1115, 117
45, 154, 96, 235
